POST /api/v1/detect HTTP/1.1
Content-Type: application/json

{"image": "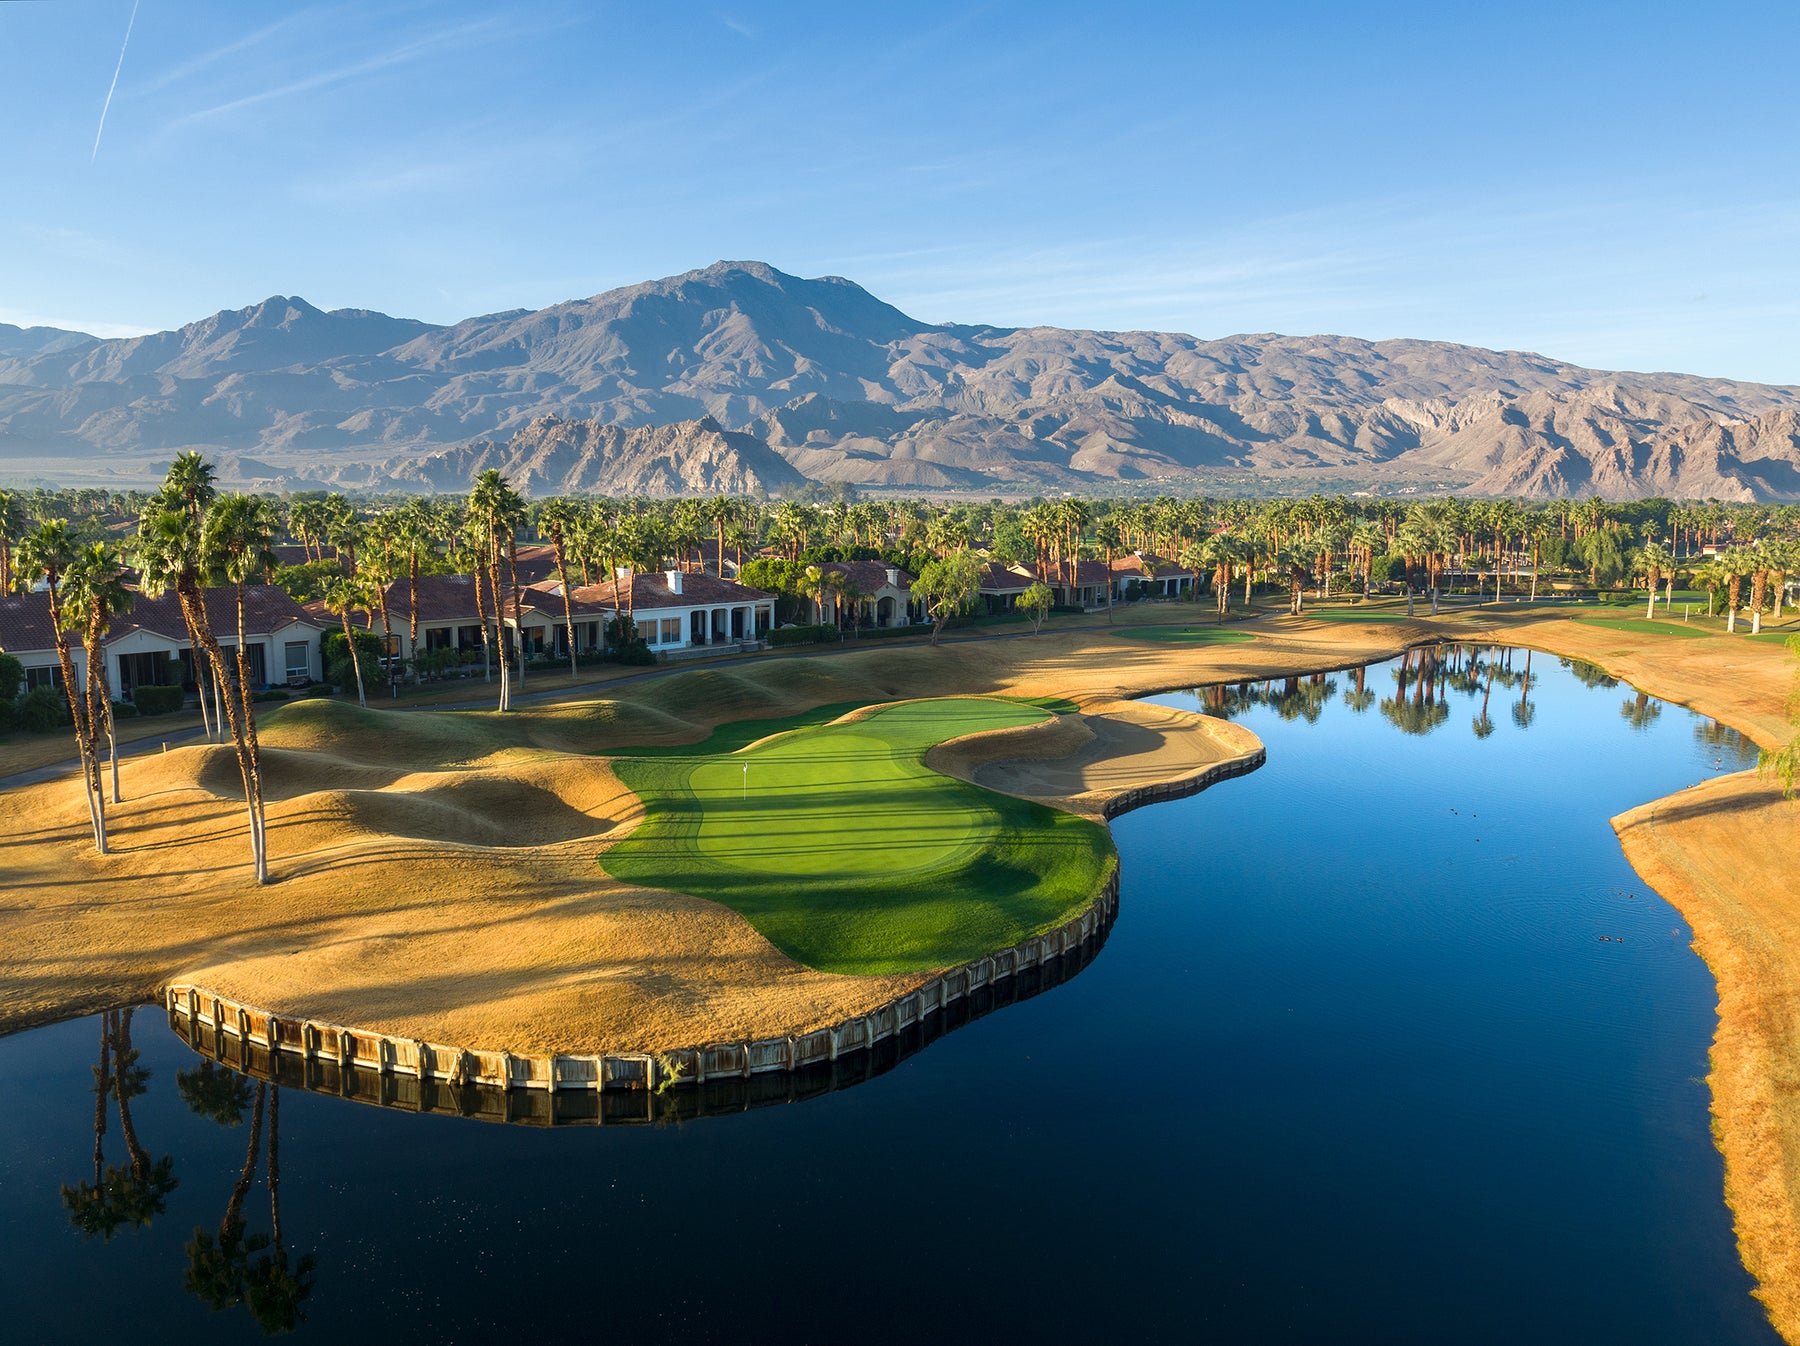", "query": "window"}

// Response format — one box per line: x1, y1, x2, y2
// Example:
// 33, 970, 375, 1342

661, 617, 682, 645
285, 641, 310, 682
24, 665, 63, 692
